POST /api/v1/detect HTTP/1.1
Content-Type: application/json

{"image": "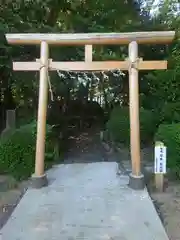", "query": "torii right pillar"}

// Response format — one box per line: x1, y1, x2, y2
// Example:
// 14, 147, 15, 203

128, 41, 145, 190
